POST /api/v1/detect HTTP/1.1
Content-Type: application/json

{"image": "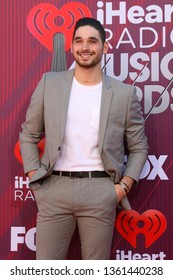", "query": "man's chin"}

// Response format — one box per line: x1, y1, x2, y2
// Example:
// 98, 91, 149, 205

77, 61, 98, 69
